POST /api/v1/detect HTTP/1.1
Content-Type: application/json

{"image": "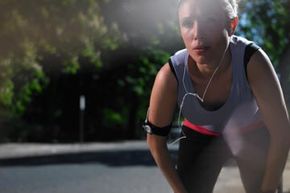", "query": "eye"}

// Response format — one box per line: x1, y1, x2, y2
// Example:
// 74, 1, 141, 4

181, 18, 193, 28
